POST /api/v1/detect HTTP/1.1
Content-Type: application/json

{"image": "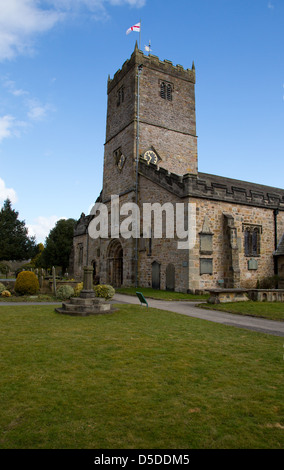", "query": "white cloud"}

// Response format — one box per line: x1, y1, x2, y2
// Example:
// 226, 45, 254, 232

0, 114, 28, 142
3, 79, 29, 97
28, 105, 47, 121
0, 78, 54, 141
0, 177, 17, 204
0, 0, 146, 61
27, 99, 54, 121
49, 0, 145, 9
27, 215, 65, 242
0, 115, 15, 141
268, 2, 274, 9
108, 0, 145, 6
0, 0, 63, 61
